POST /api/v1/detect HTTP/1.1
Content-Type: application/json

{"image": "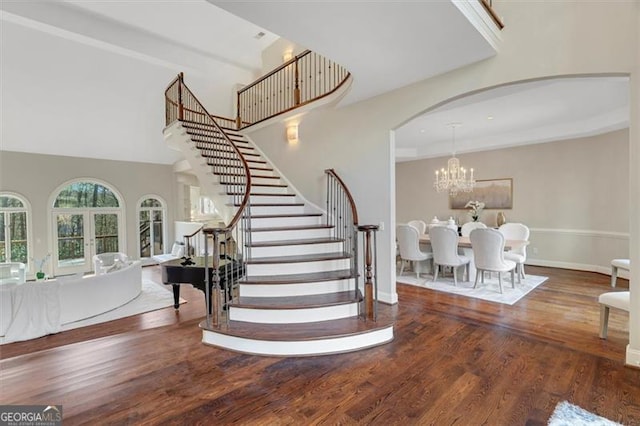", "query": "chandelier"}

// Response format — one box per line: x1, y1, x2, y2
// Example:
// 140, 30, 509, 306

433, 123, 475, 196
